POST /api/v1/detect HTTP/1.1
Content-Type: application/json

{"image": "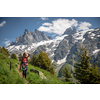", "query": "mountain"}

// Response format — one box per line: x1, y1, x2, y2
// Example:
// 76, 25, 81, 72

58, 28, 100, 78
10, 29, 52, 46
6, 27, 100, 75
